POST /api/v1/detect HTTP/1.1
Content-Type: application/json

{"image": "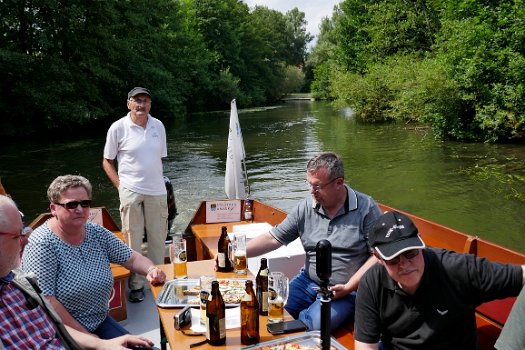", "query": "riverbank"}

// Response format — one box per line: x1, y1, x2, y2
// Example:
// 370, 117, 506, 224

281, 93, 315, 101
